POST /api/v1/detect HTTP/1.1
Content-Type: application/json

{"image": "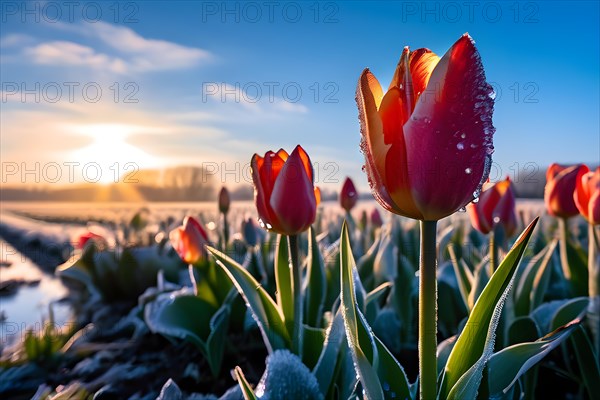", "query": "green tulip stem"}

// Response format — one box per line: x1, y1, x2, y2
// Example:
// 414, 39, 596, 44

288, 234, 303, 356
188, 264, 198, 296
558, 218, 572, 281
419, 220, 438, 400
